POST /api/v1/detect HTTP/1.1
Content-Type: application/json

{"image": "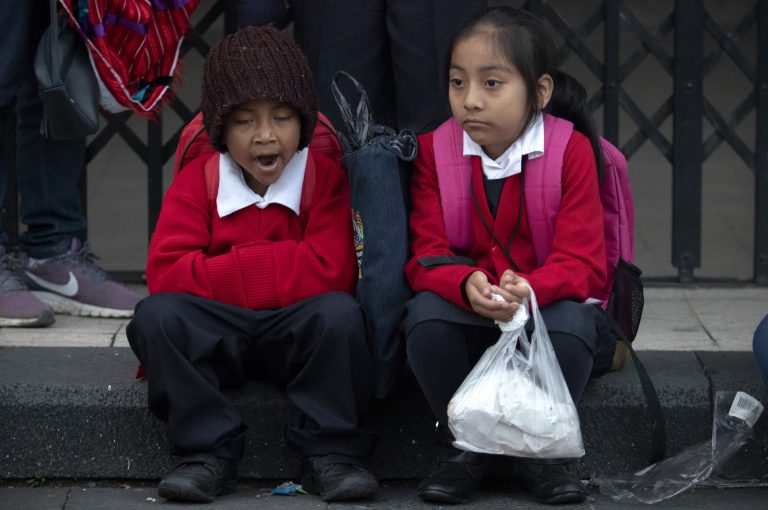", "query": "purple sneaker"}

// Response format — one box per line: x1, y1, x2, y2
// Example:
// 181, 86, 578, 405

0, 246, 55, 327
20, 239, 143, 318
